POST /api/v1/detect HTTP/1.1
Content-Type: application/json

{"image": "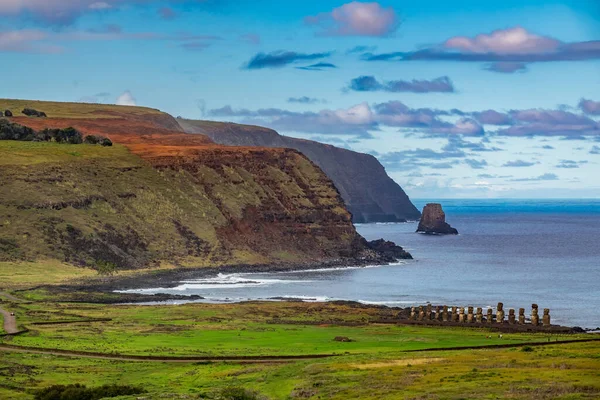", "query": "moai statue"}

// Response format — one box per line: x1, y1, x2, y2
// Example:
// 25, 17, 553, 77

418, 306, 425, 321
486, 308, 494, 324
531, 304, 539, 326
426, 304, 433, 320
543, 309, 551, 327
518, 308, 526, 325
442, 305, 449, 322
476, 307, 483, 324
436, 306, 443, 321
508, 309, 516, 324
410, 307, 417, 320
451, 306, 458, 322
496, 302, 505, 324
459, 307, 466, 323
467, 307, 474, 323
